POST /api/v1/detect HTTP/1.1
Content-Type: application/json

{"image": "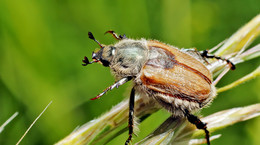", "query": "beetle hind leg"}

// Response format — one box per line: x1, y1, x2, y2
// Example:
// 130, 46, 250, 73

200, 50, 236, 70
184, 110, 210, 145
